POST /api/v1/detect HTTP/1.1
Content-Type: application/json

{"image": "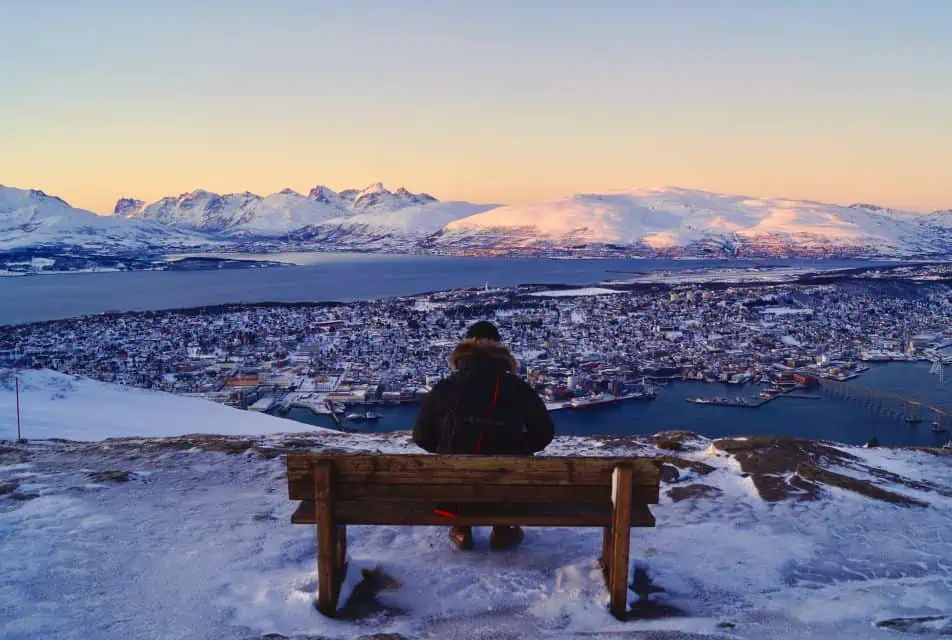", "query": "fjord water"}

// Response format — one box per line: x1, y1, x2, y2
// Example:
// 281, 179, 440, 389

0, 253, 877, 325
285, 361, 950, 447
